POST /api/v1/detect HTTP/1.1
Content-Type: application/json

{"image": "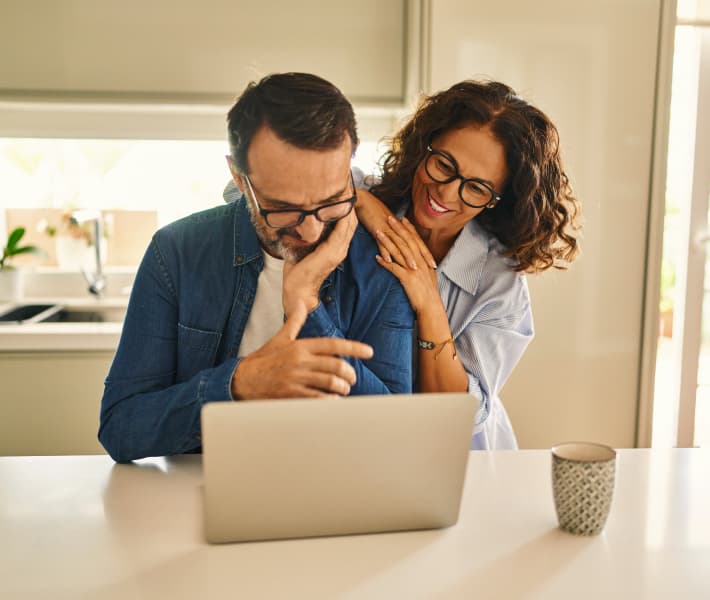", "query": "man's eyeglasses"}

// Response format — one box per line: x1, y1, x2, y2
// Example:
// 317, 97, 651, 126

244, 171, 357, 229
424, 146, 502, 209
